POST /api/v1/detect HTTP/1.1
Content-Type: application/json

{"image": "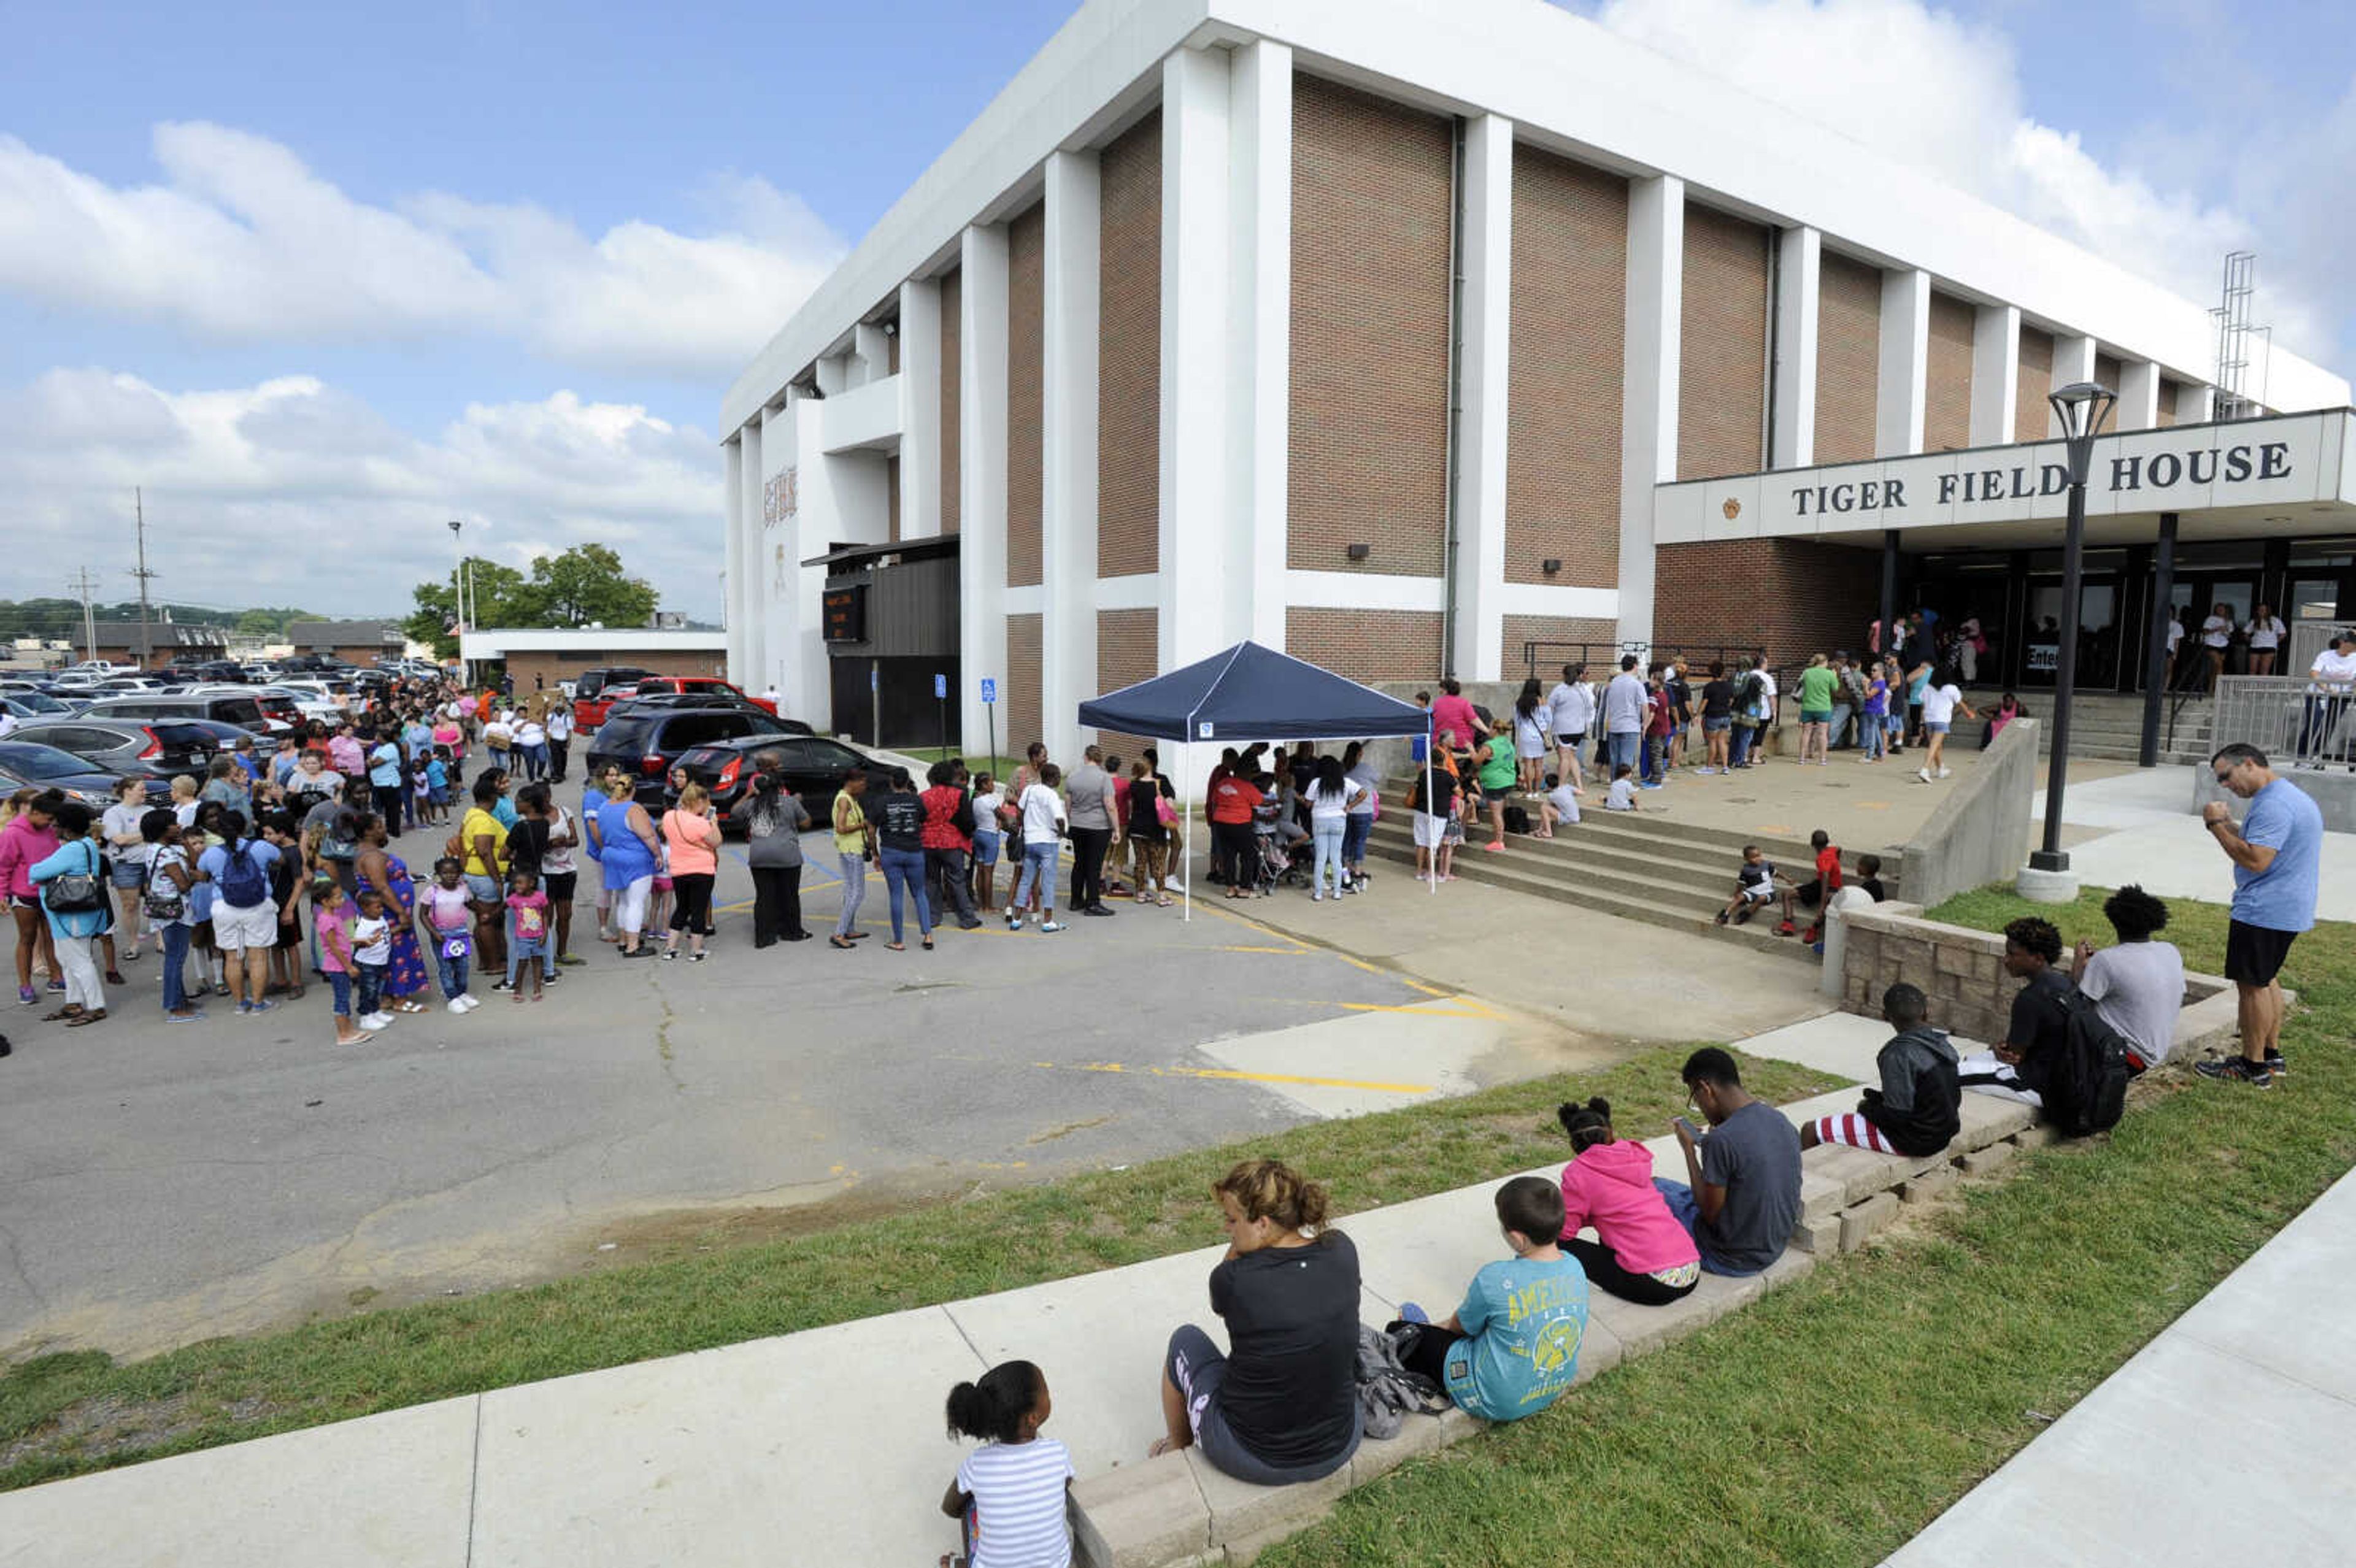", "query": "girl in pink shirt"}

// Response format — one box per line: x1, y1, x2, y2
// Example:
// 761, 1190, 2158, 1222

312, 876, 364, 1047
1555, 1097, 1700, 1305
658, 783, 722, 961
